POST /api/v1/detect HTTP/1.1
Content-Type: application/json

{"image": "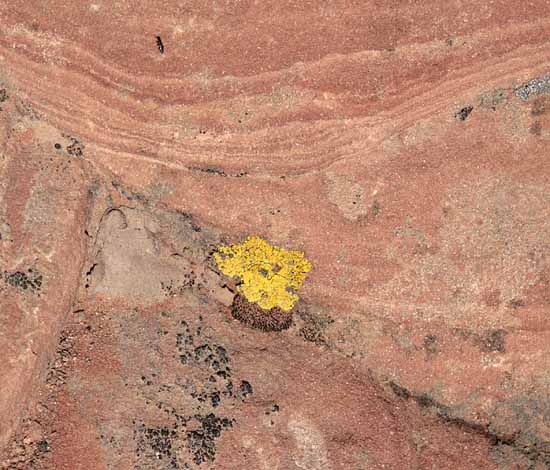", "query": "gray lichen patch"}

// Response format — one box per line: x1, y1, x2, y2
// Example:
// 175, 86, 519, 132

3, 269, 43, 292
515, 75, 550, 101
